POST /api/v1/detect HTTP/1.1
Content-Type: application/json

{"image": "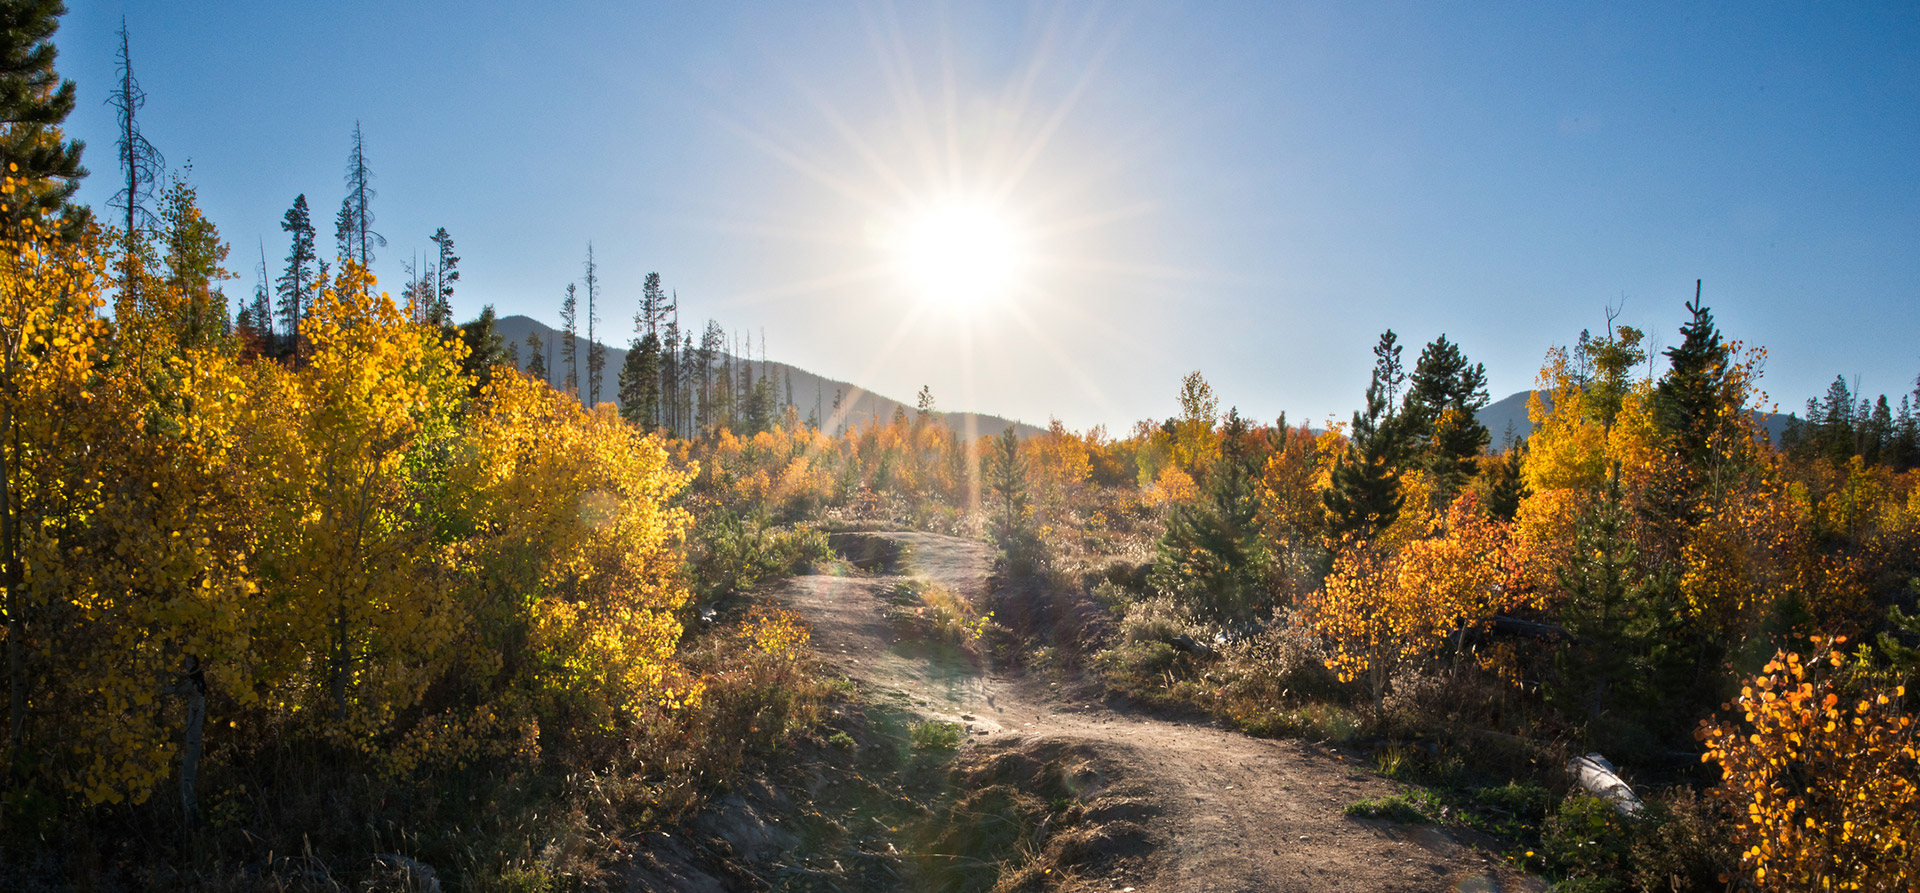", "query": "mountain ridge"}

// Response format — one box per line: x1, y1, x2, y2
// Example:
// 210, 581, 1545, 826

492, 315, 1048, 440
